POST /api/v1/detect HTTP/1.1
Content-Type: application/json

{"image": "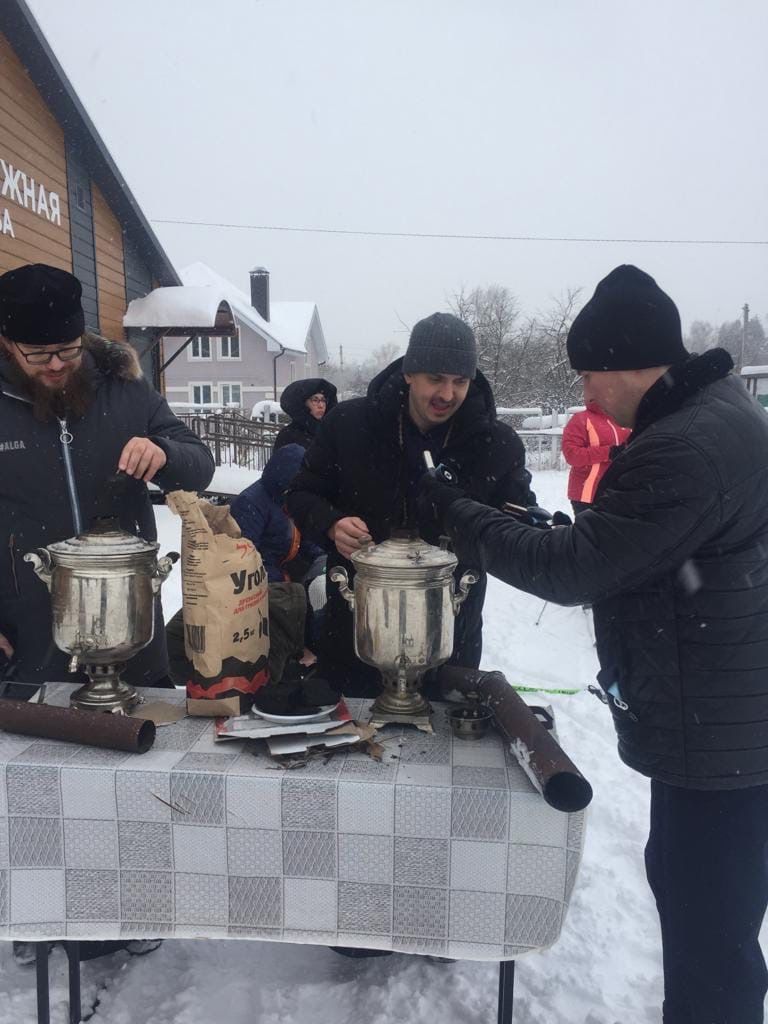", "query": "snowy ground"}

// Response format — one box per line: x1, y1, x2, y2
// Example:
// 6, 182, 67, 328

1, 470, 765, 1022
